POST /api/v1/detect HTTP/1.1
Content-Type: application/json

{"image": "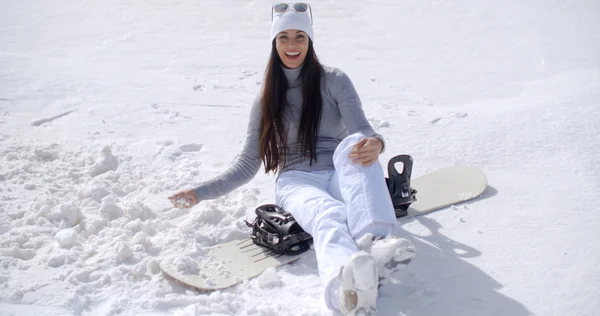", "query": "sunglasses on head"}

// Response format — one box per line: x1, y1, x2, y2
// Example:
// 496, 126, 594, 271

271, 3, 313, 25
